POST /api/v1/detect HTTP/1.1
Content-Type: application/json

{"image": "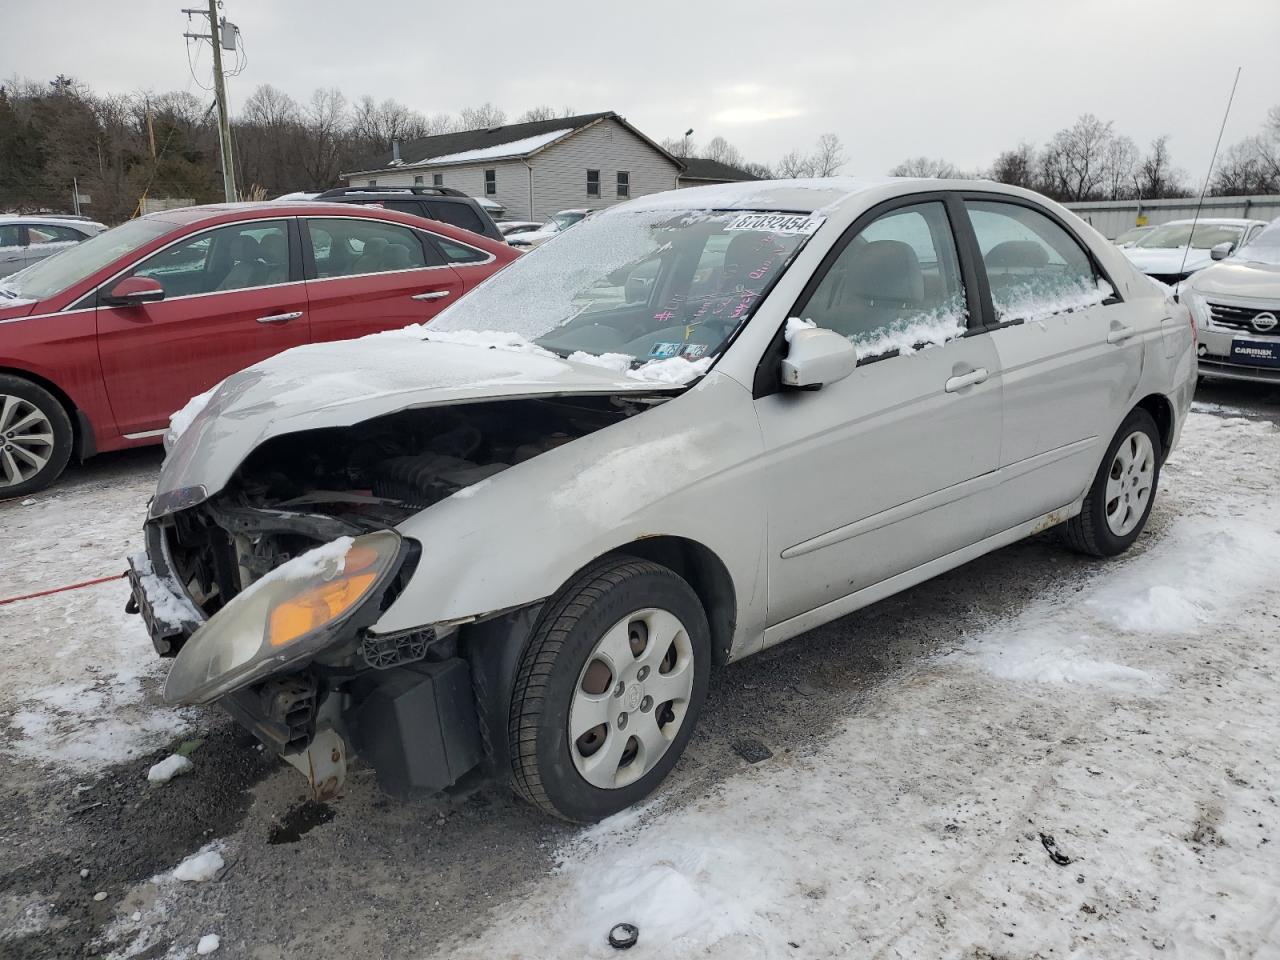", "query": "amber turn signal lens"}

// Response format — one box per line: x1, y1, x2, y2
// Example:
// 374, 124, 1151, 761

267, 572, 377, 648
